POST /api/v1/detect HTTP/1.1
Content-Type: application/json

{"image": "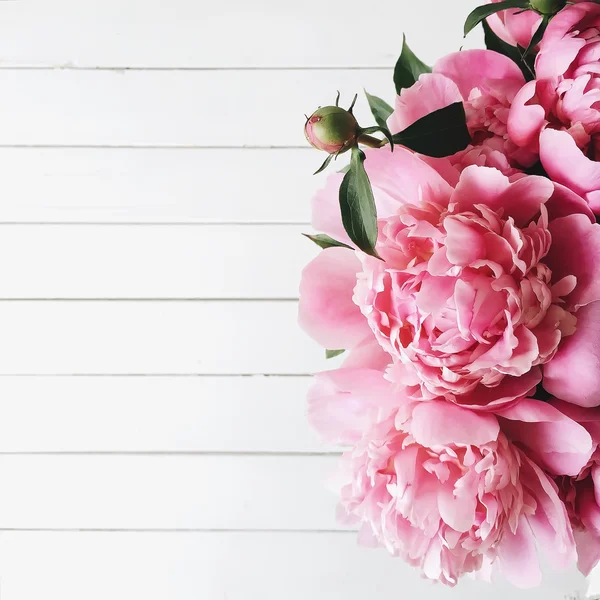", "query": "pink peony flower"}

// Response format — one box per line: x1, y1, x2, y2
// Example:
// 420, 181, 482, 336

388, 50, 537, 168
508, 2, 600, 211
486, 0, 545, 48
300, 146, 600, 407
324, 383, 577, 587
